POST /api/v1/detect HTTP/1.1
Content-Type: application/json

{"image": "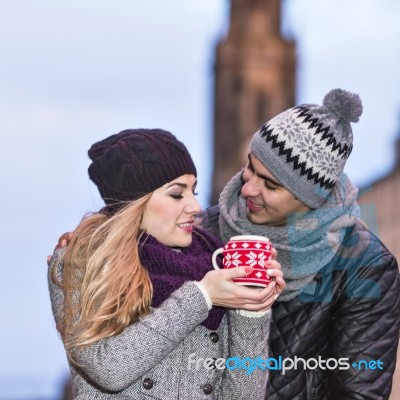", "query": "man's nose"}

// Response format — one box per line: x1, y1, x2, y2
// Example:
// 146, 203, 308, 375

241, 176, 261, 197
